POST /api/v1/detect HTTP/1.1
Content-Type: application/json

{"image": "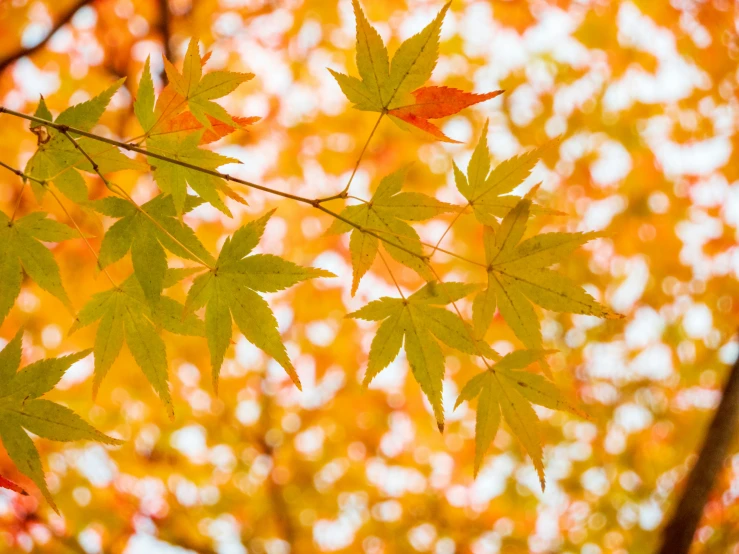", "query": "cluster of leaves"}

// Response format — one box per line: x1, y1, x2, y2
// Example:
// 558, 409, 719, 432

0, 0, 621, 508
